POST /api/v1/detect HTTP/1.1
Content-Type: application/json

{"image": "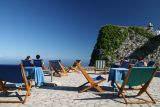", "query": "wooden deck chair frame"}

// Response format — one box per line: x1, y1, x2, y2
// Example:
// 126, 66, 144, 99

49, 60, 68, 77
76, 62, 106, 93
69, 60, 81, 72
0, 64, 32, 104
94, 60, 107, 74
115, 66, 157, 104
